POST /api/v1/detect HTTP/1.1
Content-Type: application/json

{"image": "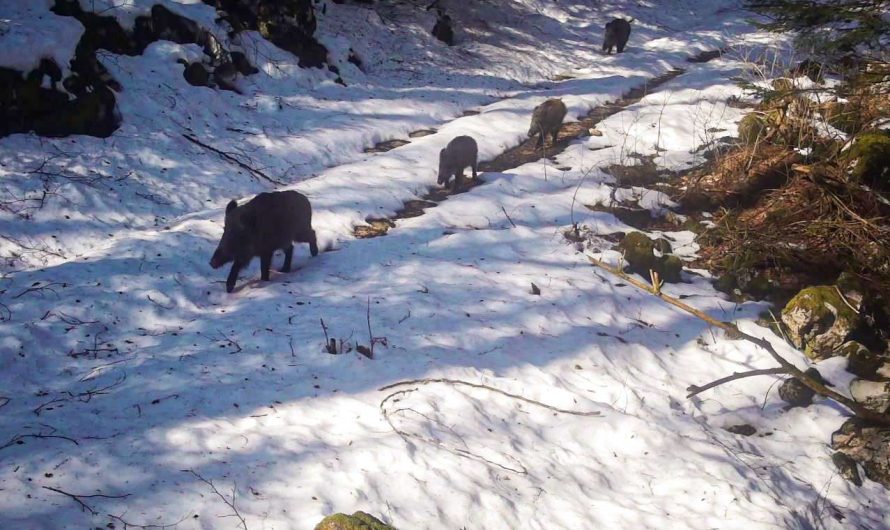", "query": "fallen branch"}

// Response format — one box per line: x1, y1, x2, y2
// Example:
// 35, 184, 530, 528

42, 486, 130, 515
687, 367, 789, 397
182, 133, 284, 186
501, 206, 517, 228
1, 432, 79, 452
379, 378, 602, 417
587, 254, 890, 425
182, 470, 247, 530
107, 511, 192, 530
